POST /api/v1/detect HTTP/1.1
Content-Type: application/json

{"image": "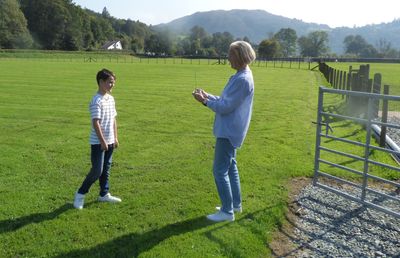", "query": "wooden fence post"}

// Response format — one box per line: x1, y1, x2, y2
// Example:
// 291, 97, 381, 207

372, 73, 382, 118
329, 68, 334, 85
345, 72, 351, 102
380, 85, 390, 147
